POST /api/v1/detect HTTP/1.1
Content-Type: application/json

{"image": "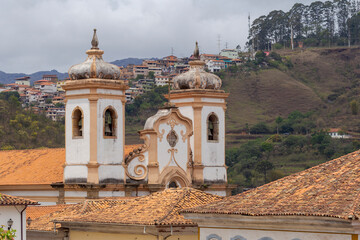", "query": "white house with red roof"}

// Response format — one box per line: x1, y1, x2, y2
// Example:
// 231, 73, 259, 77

0, 193, 38, 240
